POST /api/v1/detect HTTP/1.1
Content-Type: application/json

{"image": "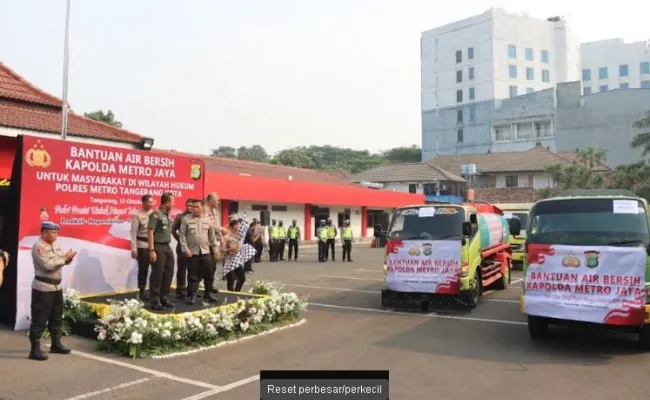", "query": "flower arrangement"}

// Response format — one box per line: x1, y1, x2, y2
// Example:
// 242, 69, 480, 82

93, 281, 307, 358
